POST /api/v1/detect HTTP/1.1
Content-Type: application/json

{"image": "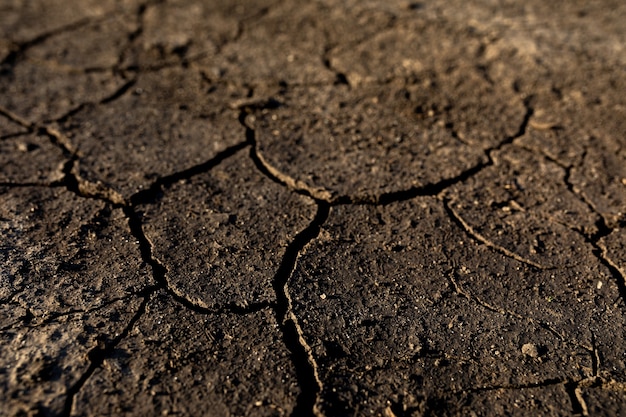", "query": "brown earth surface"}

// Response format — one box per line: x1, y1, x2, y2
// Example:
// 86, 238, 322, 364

1, 1, 625, 416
